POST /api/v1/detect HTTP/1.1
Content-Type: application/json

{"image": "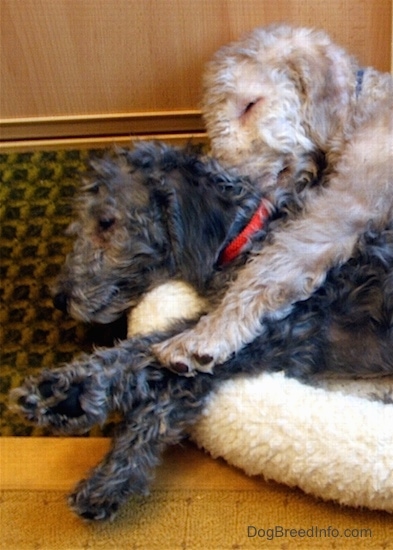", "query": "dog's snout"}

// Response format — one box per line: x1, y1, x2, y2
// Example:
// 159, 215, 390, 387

53, 292, 69, 313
